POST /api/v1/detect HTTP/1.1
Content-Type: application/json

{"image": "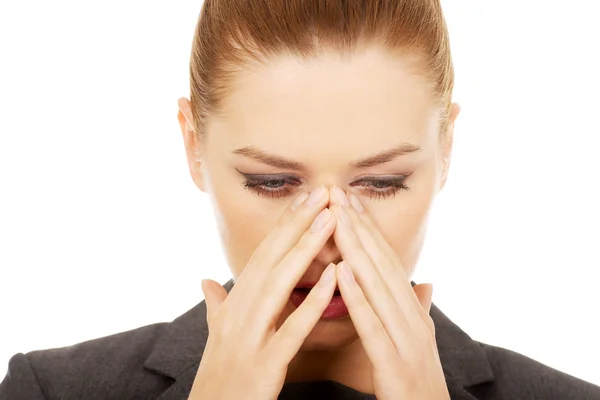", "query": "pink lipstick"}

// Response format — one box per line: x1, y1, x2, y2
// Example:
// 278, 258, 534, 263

290, 283, 349, 319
